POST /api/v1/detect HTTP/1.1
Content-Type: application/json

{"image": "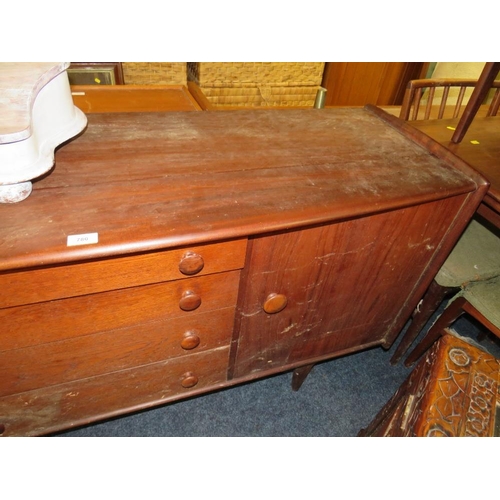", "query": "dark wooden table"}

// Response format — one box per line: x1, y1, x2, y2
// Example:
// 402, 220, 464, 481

410, 115, 500, 228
